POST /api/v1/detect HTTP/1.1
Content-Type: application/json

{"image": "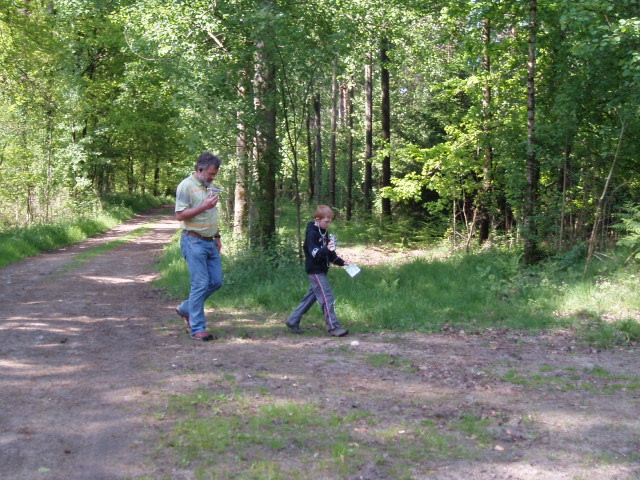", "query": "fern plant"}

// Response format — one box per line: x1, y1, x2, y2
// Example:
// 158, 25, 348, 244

612, 203, 640, 262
